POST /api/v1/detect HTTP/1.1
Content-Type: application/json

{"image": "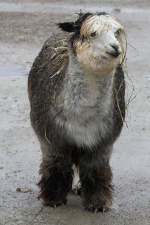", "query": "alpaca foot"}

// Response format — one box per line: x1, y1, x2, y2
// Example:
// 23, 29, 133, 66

83, 187, 112, 213
38, 166, 73, 207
